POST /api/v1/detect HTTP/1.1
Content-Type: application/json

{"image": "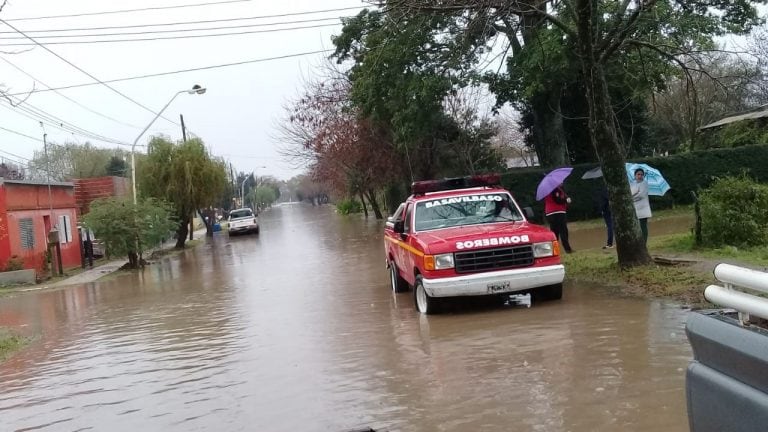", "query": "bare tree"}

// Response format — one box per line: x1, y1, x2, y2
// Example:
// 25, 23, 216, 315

491, 107, 537, 167
649, 52, 765, 152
